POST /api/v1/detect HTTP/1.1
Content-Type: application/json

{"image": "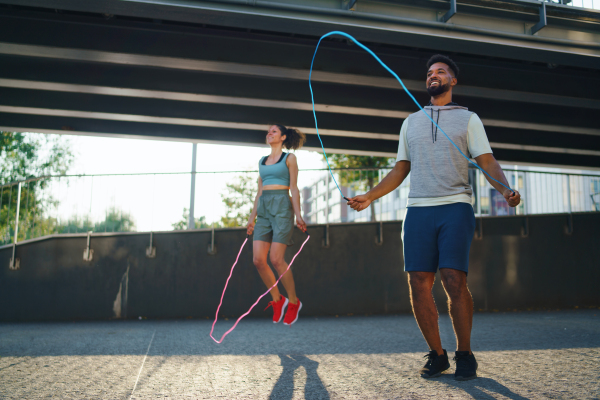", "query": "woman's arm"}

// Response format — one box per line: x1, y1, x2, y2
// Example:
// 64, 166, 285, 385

287, 154, 307, 232
246, 176, 263, 235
